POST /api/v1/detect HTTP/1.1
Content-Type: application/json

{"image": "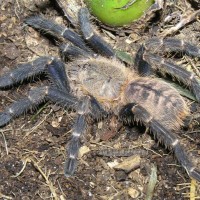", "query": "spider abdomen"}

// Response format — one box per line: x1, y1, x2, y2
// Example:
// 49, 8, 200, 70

124, 78, 189, 130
